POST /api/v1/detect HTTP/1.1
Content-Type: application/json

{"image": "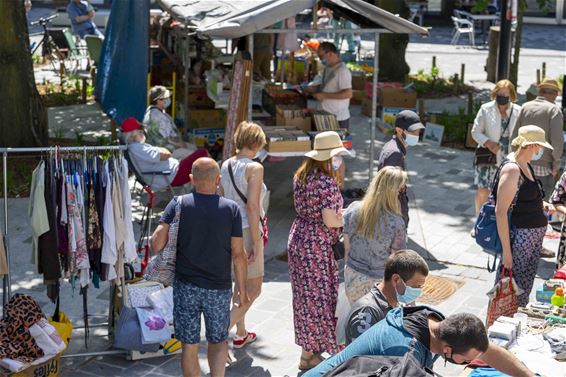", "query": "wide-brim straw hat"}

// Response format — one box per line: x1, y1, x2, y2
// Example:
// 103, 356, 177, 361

512, 125, 553, 150
537, 79, 561, 93
149, 85, 171, 102
305, 131, 351, 161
